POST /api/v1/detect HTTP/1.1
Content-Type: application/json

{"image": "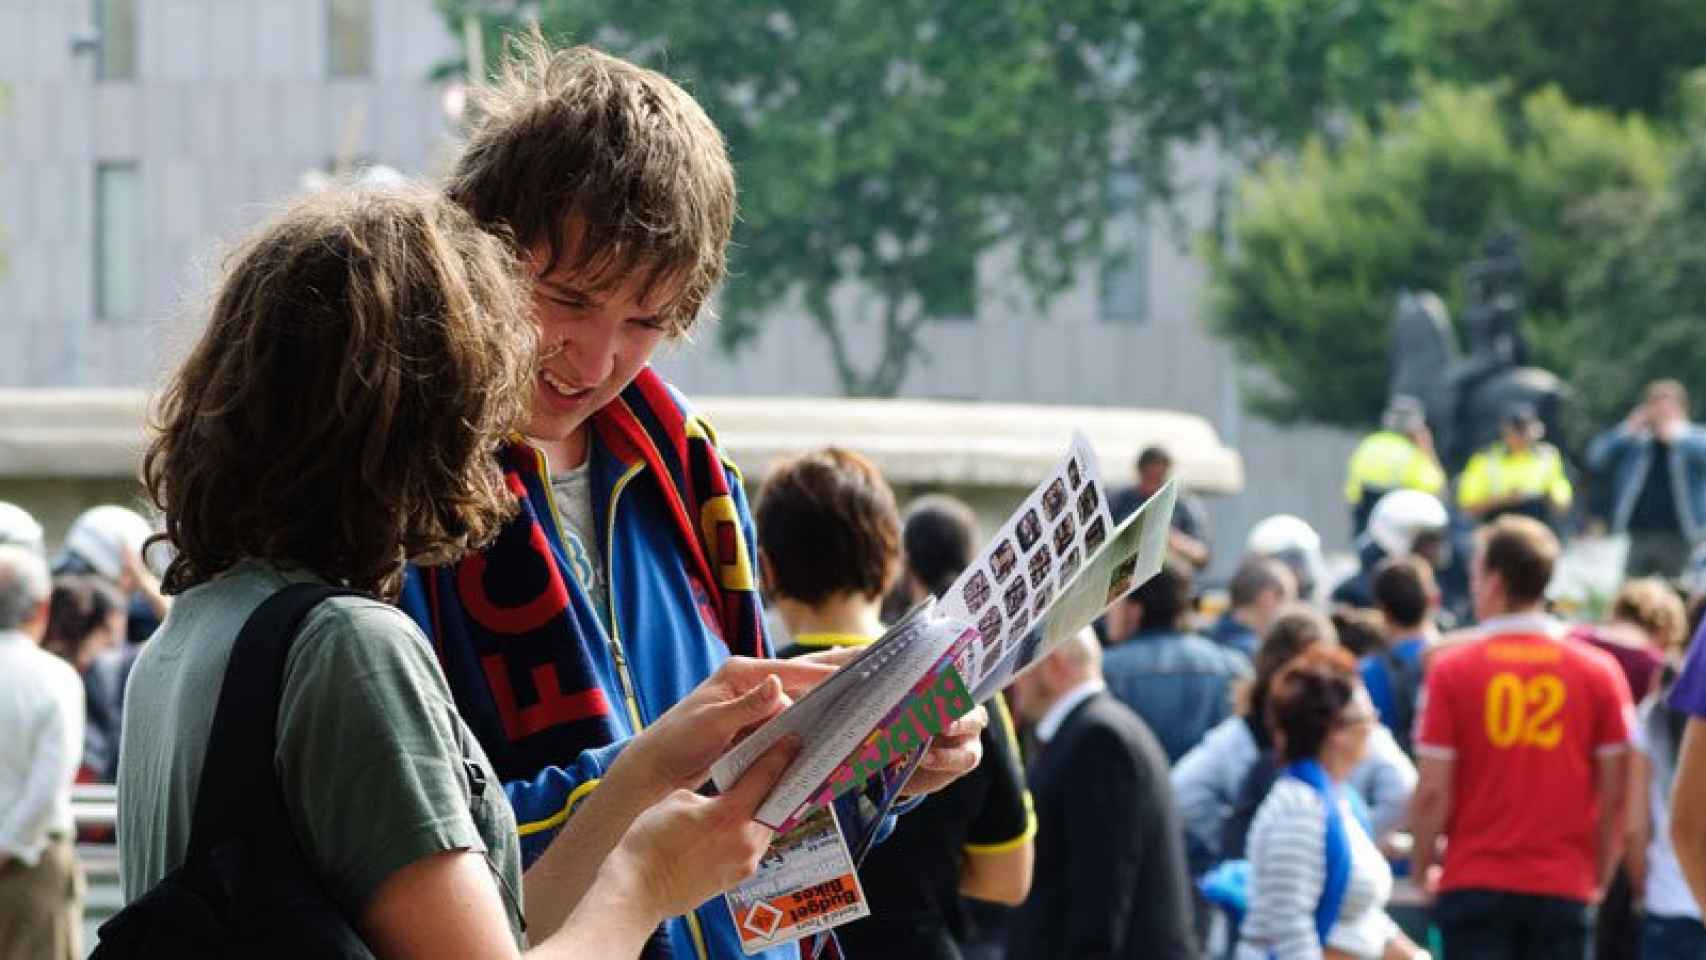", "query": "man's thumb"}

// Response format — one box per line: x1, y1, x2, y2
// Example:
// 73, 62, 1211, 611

730, 674, 785, 723
722, 734, 800, 816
